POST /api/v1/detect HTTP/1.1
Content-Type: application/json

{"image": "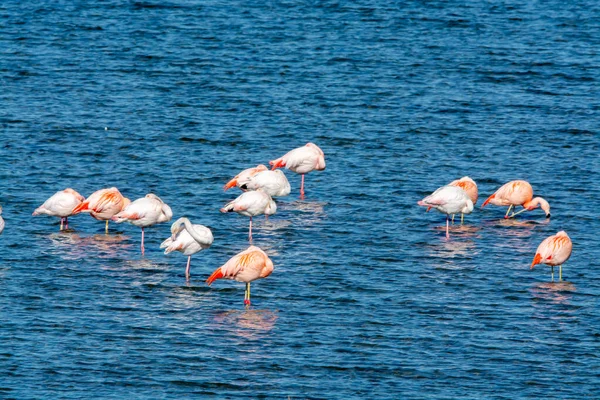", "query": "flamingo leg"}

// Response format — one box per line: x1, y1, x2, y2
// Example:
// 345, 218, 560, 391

461, 213, 464, 224
105, 220, 109, 234
185, 255, 191, 280
65, 217, 69, 230
249, 217, 253, 242
141, 227, 145, 255
446, 216, 450, 239
451, 214, 455, 224
559, 265, 562, 282
244, 282, 251, 307
504, 205, 514, 219
300, 174, 305, 198
509, 207, 529, 218
551, 266, 554, 282
60, 218, 64, 231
